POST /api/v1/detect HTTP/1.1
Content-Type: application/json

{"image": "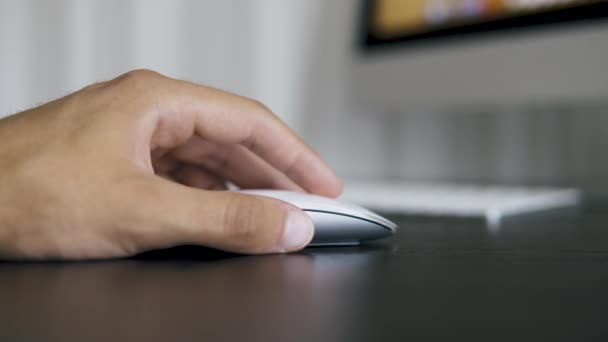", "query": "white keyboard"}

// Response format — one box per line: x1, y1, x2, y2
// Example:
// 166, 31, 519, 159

341, 180, 582, 226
